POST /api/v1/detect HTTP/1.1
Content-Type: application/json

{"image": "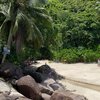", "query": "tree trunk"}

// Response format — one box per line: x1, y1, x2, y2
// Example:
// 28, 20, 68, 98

1, 23, 14, 63
1, 54, 6, 63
